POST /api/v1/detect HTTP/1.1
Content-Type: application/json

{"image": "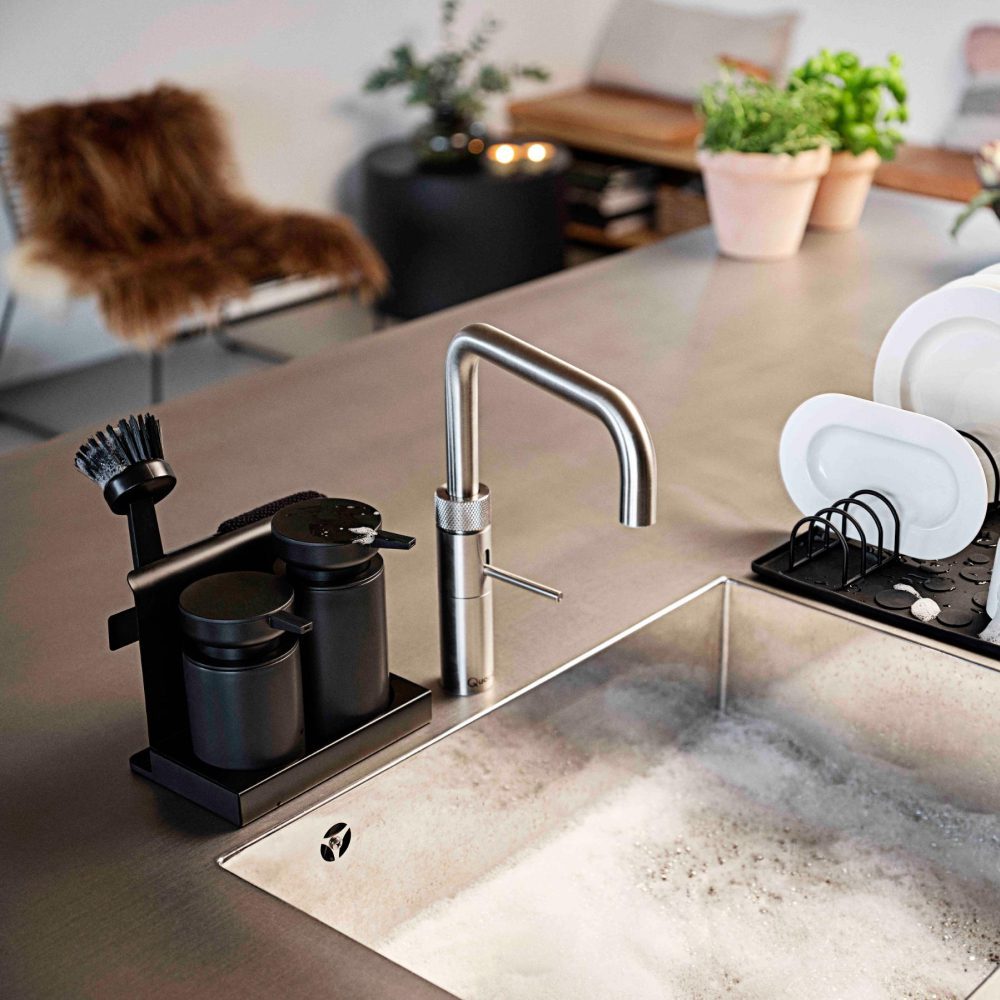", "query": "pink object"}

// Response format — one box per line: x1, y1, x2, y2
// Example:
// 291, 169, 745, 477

697, 146, 831, 259
808, 149, 881, 232
966, 25, 1000, 75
